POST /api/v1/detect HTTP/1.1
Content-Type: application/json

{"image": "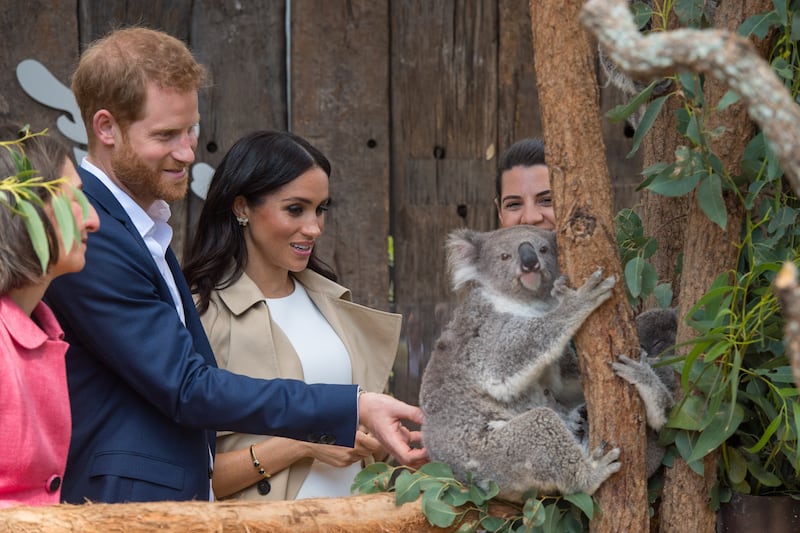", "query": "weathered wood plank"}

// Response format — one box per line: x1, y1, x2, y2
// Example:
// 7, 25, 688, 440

188, 0, 288, 257
0, 0, 79, 147
291, 0, 391, 311
389, 0, 499, 404
497, 0, 542, 163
